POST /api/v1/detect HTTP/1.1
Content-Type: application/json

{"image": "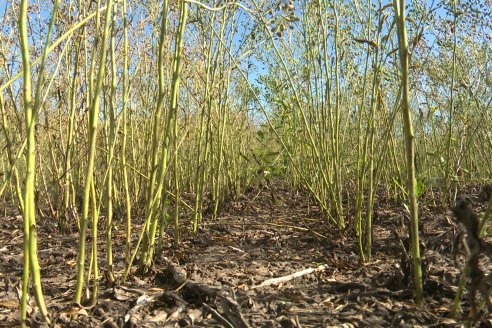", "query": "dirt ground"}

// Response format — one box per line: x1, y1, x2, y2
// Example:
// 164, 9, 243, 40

1, 184, 492, 327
